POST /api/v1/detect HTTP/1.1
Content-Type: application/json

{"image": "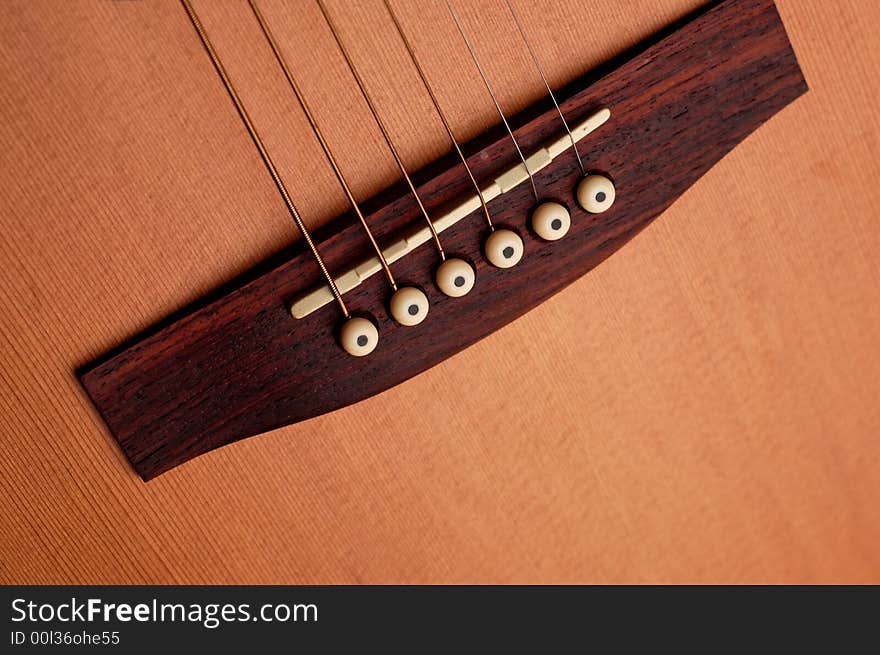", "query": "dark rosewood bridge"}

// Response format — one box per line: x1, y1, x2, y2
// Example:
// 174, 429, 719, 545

80, 0, 807, 480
